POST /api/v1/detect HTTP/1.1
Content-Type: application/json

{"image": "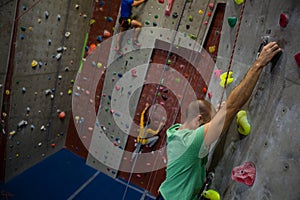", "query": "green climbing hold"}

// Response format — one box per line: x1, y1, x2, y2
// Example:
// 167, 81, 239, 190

21, 26, 26, 31
189, 34, 197, 40
228, 17, 237, 27
202, 189, 220, 200
154, 15, 158, 19
234, 0, 244, 5
167, 59, 171, 65
236, 110, 251, 136
189, 15, 193, 22
145, 20, 150, 25
175, 78, 180, 83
